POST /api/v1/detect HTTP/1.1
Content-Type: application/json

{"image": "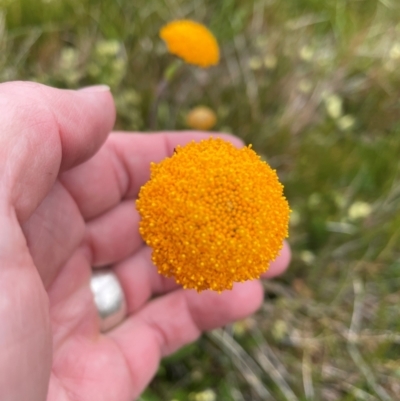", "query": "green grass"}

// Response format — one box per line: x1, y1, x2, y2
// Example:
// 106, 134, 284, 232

2, 0, 400, 399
